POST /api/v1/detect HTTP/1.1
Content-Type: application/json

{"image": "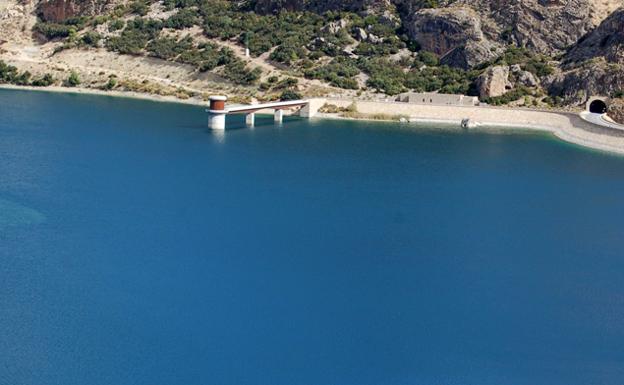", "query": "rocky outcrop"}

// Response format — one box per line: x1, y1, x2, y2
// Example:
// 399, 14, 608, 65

511, 64, 539, 87
547, 62, 624, 105
563, 7, 624, 67
403, 7, 501, 69
37, 0, 114, 22
476, 65, 512, 98
609, 98, 624, 124
473, 0, 600, 54
548, 9, 624, 104
252, 0, 618, 61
